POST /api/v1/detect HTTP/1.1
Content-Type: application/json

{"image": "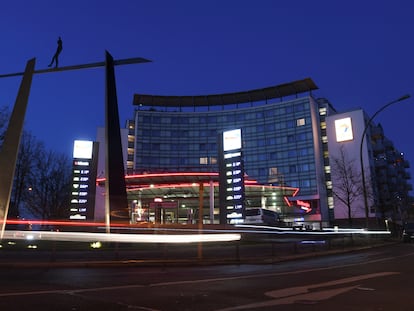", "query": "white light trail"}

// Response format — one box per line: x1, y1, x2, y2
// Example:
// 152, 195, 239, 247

2, 230, 241, 244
